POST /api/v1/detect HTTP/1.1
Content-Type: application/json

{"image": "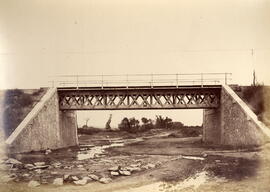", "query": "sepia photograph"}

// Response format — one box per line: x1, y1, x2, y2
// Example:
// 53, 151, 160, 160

0, 0, 270, 191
